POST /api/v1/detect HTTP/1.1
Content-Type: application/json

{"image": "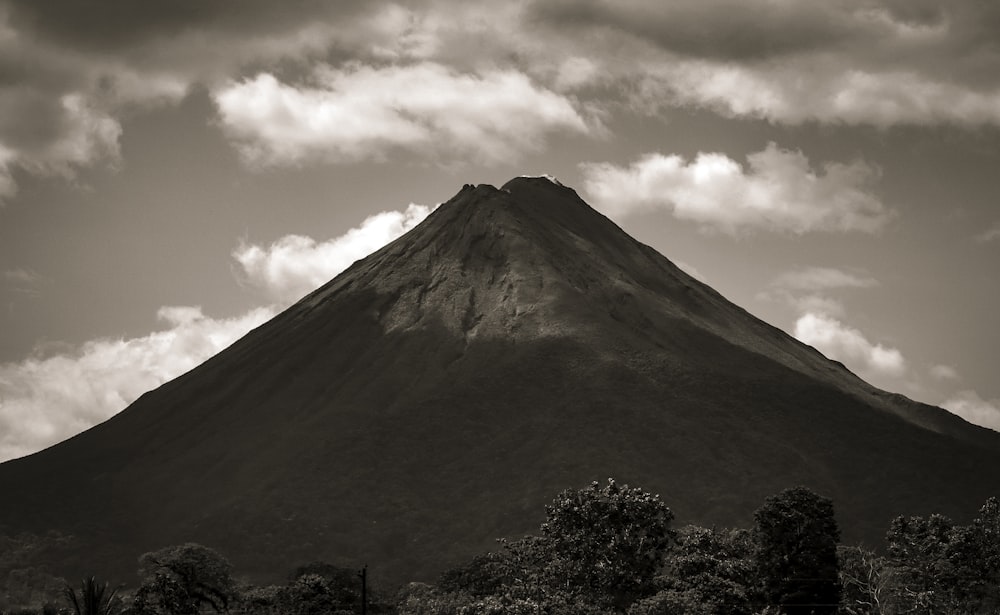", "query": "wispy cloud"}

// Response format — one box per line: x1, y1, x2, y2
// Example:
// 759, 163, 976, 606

3, 267, 41, 285
770, 267, 879, 292
975, 223, 1000, 243
929, 364, 961, 382
581, 143, 891, 235
3, 267, 46, 297
234, 203, 435, 304
214, 63, 596, 167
